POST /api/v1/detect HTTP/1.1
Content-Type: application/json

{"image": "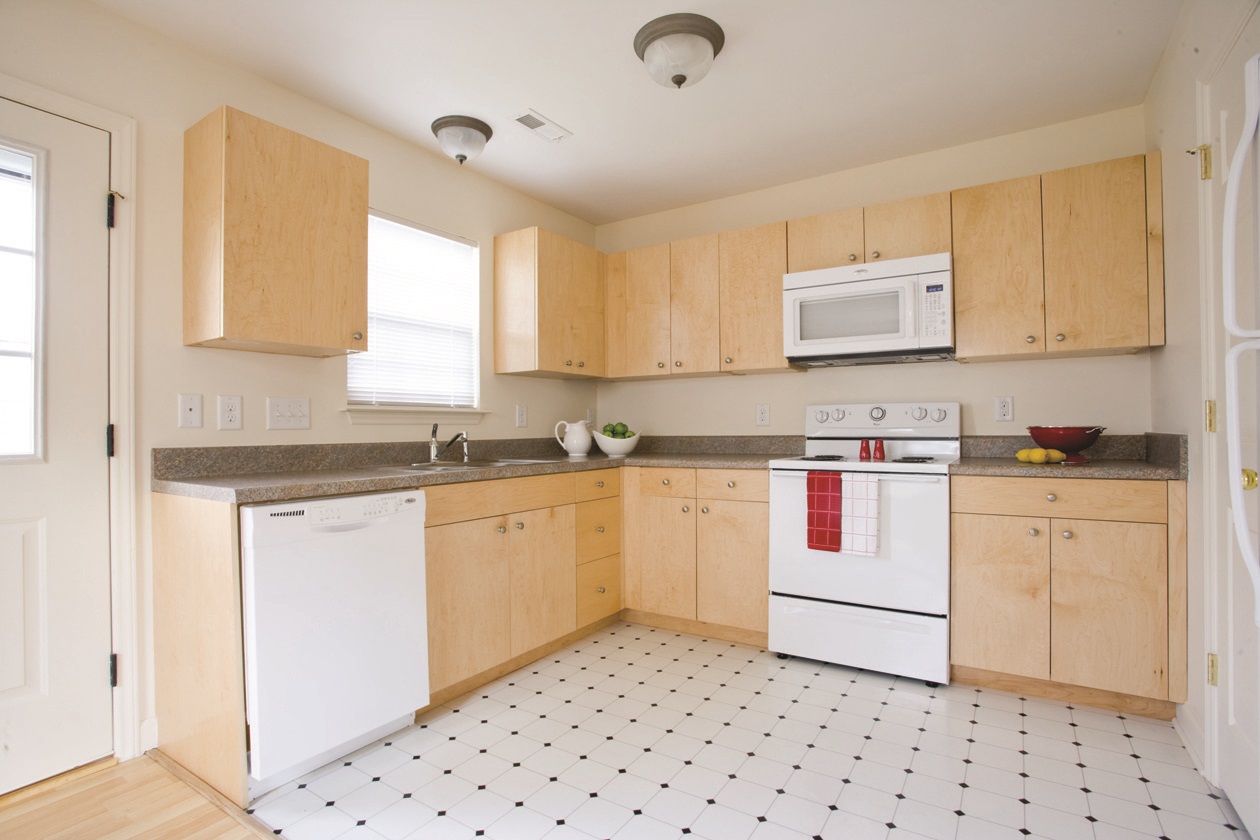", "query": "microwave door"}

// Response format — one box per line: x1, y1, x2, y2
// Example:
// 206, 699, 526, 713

787, 277, 916, 355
